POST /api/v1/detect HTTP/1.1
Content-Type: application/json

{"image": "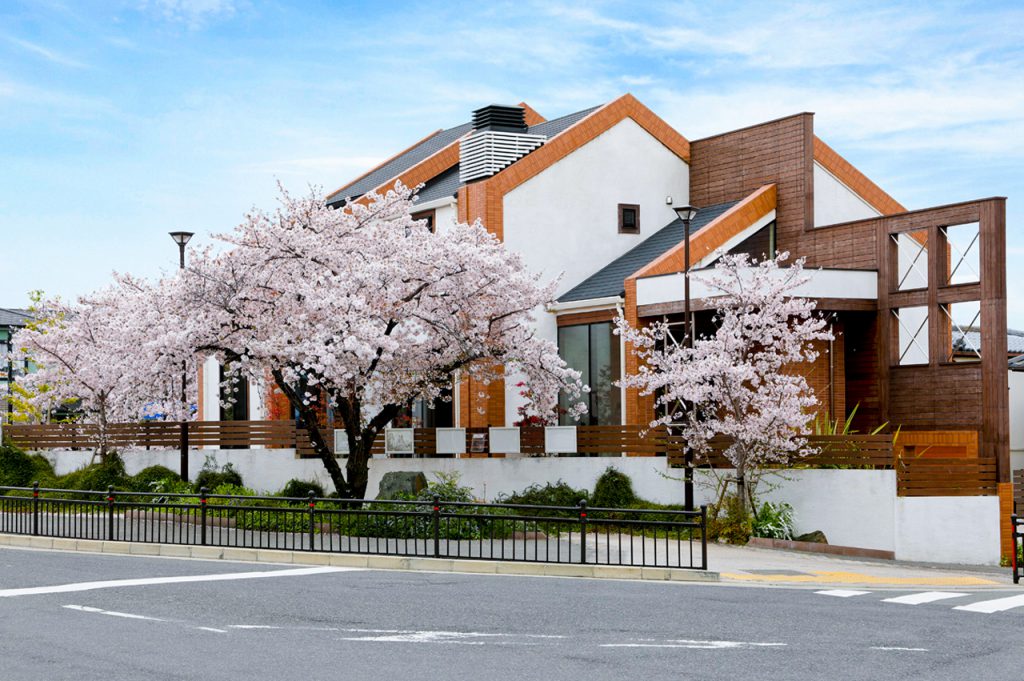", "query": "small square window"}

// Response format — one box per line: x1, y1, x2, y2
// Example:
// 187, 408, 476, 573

618, 204, 640, 234
412, 209, 435, 233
